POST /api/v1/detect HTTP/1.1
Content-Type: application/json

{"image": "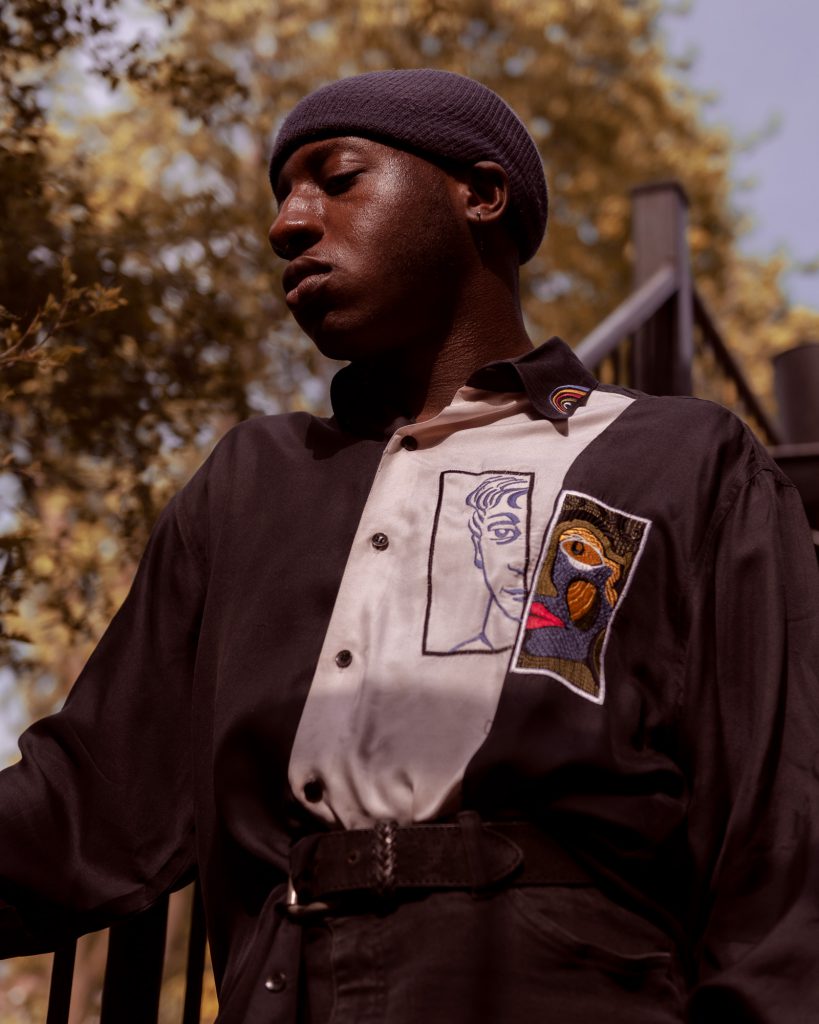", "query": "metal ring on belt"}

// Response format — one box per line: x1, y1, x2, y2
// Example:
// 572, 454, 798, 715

286, 812, 592, 916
